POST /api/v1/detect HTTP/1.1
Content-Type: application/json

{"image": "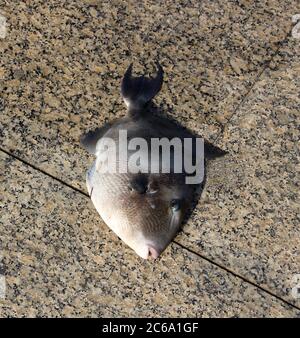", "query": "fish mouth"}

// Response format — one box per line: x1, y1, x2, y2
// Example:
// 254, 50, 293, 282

119, 235, 164, 260
135, 242, 163, 260
147, 246, 161, 259
135, 247, 162, 260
